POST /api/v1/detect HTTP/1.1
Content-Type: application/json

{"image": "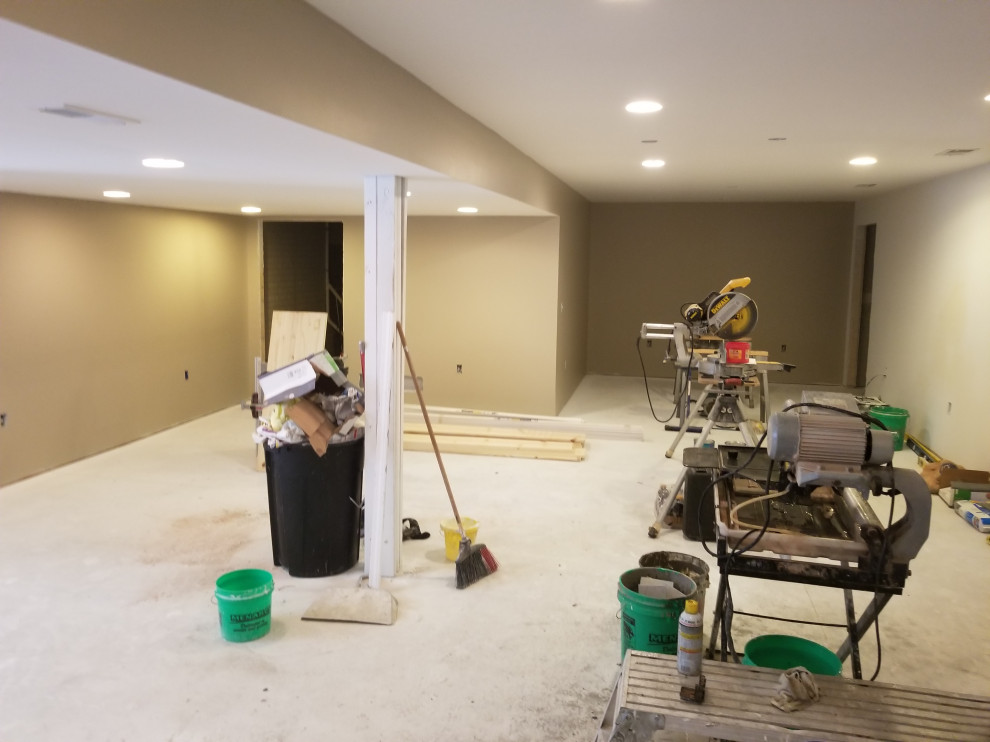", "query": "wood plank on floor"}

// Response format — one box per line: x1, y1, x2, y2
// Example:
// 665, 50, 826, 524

402, 424, 586, 461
